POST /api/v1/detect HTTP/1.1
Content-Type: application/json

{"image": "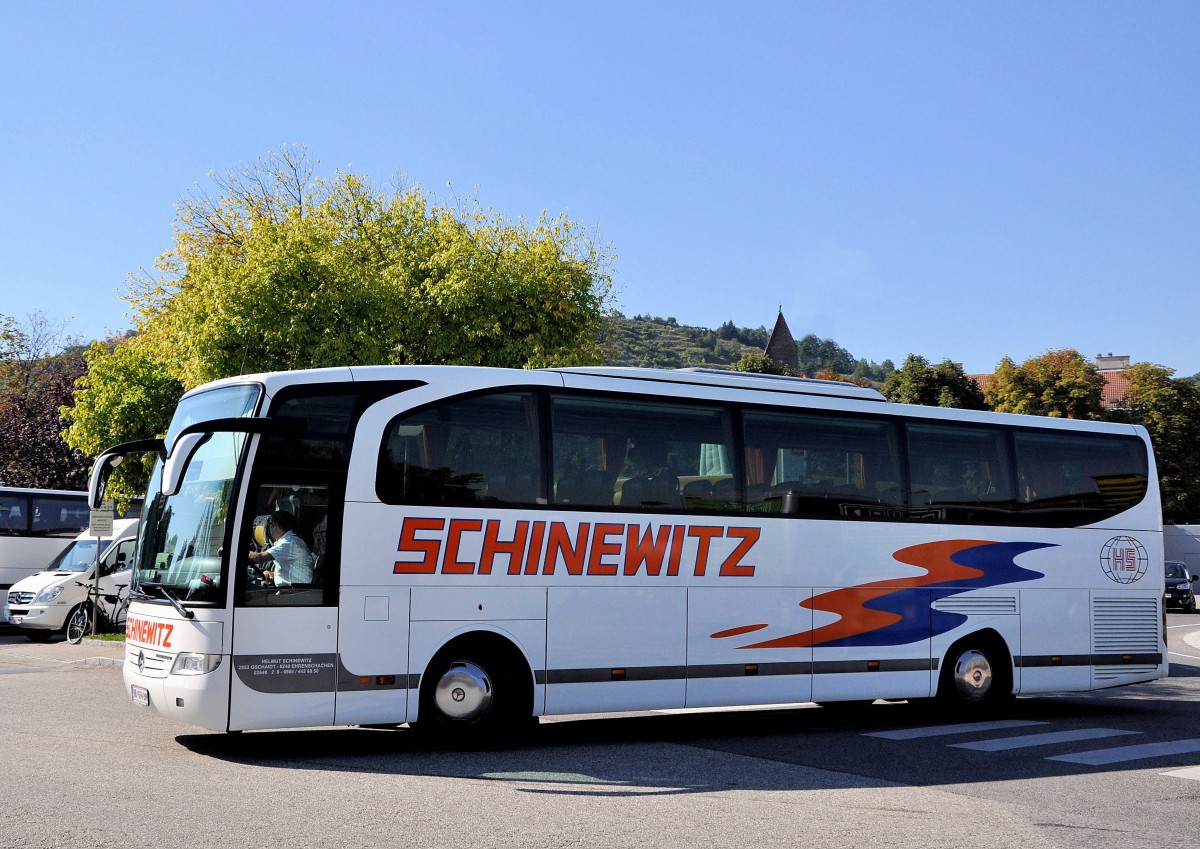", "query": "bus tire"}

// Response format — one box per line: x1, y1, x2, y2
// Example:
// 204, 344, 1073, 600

937, 633, 1012, 713
417, 636, 533, 748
